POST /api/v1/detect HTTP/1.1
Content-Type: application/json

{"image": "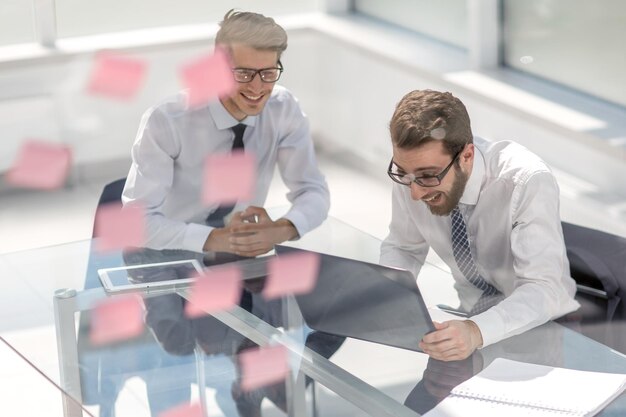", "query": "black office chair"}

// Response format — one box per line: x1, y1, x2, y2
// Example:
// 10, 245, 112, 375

93, 177, 127, 231
562, 221, 626, 353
